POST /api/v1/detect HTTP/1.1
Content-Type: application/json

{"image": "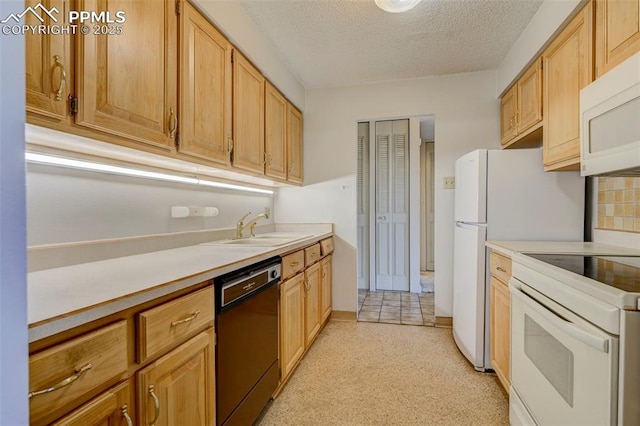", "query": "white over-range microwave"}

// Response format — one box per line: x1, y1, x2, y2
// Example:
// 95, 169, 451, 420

580, 51, 640, 176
